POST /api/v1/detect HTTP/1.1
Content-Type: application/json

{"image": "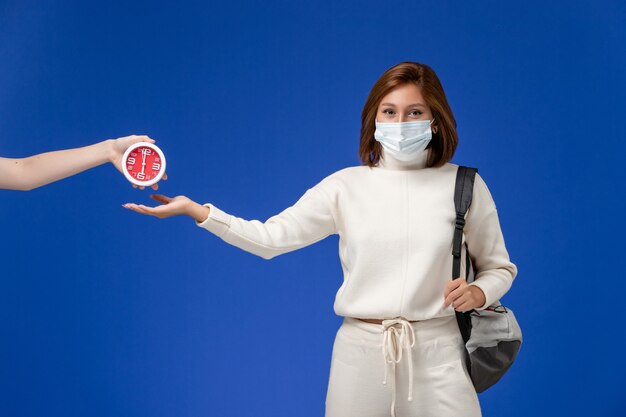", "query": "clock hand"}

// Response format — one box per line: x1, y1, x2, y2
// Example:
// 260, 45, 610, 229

141, 149, 146, 174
